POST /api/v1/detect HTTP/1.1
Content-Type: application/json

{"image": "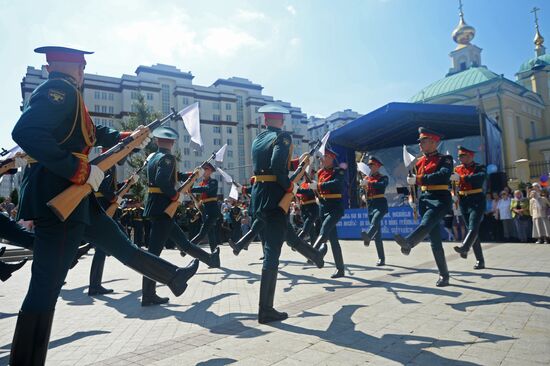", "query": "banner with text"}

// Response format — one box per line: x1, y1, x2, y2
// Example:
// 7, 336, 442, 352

336, 207, 419, 239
